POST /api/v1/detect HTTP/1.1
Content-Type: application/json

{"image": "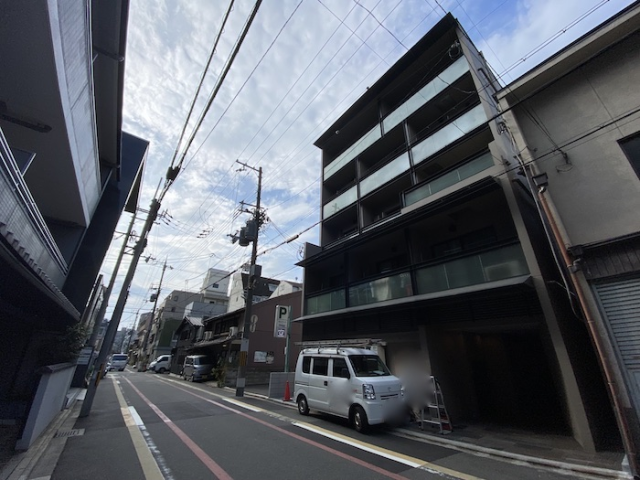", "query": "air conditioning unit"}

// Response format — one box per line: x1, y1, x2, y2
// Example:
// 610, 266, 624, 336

229, 326, 239, 337
203, 331, 213, 341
